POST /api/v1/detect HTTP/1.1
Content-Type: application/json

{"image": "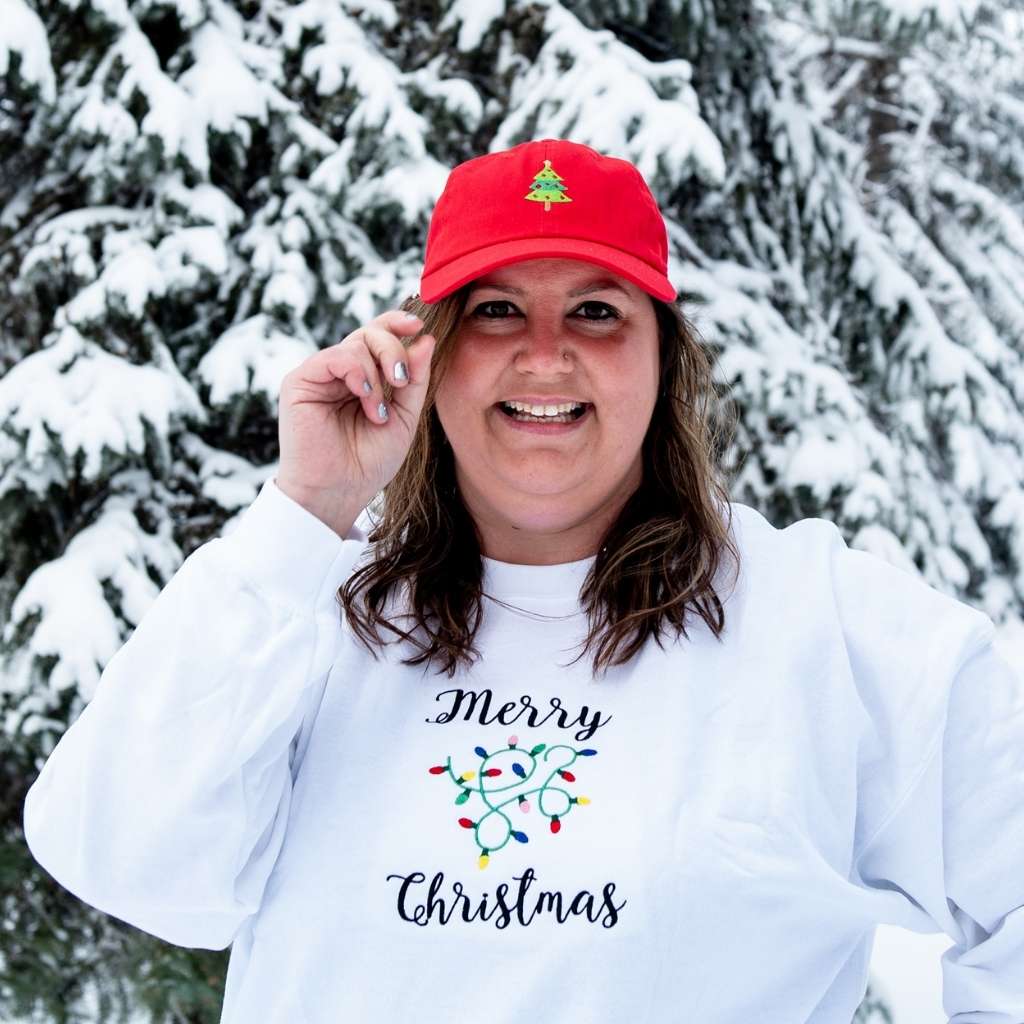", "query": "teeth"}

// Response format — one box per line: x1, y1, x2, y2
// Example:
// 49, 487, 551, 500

503, 401, 584, 416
